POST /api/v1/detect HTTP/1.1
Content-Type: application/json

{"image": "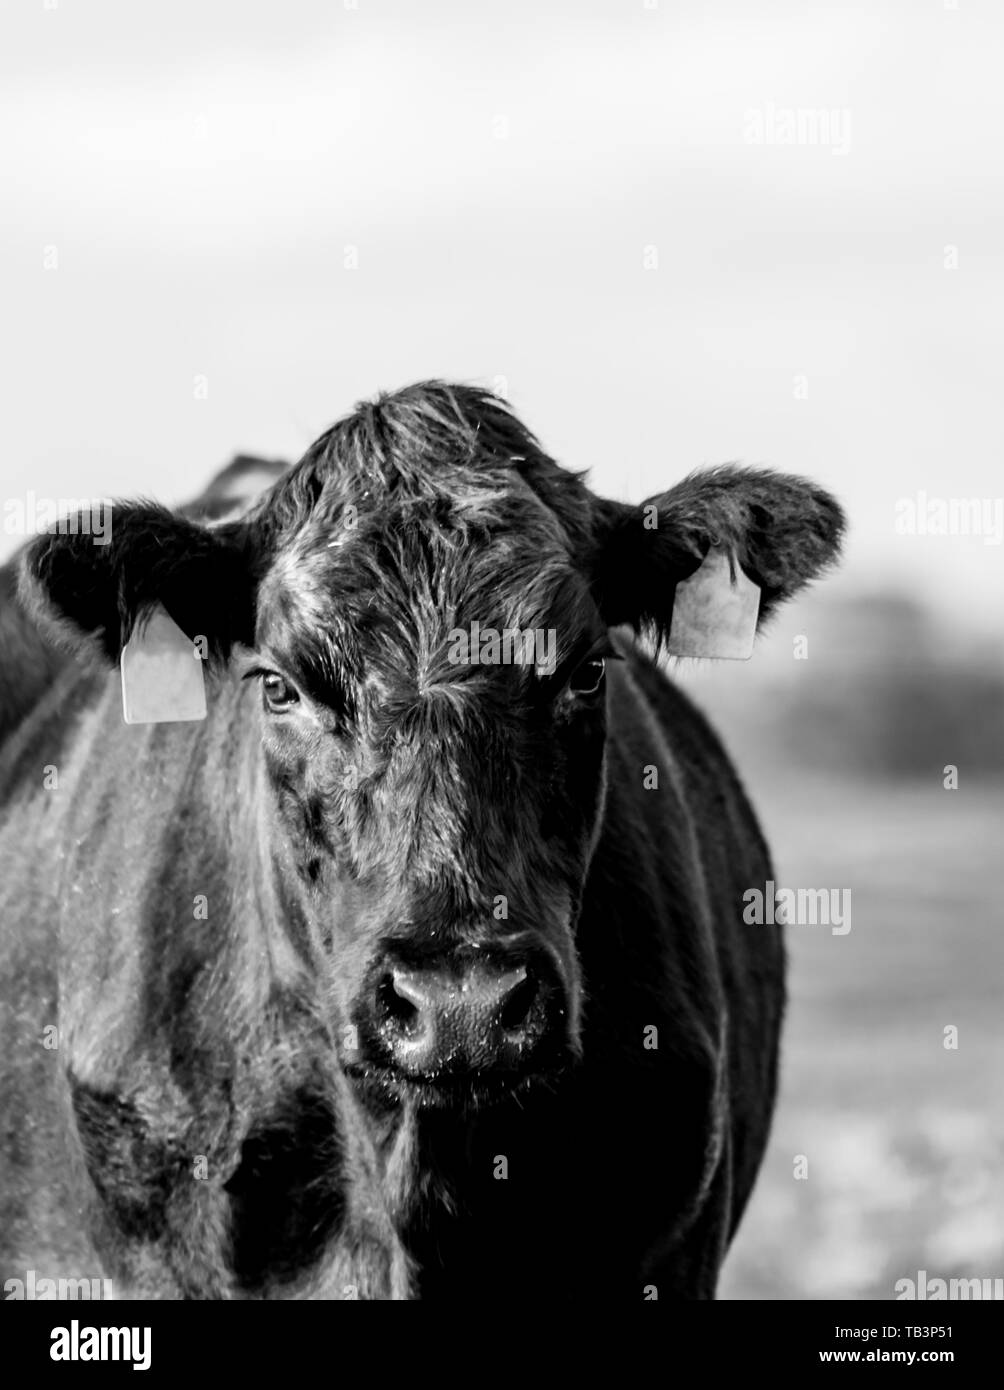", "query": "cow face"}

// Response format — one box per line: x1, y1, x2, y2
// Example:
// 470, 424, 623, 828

20, 382, 844, 1109
247, 461, 611, 1107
